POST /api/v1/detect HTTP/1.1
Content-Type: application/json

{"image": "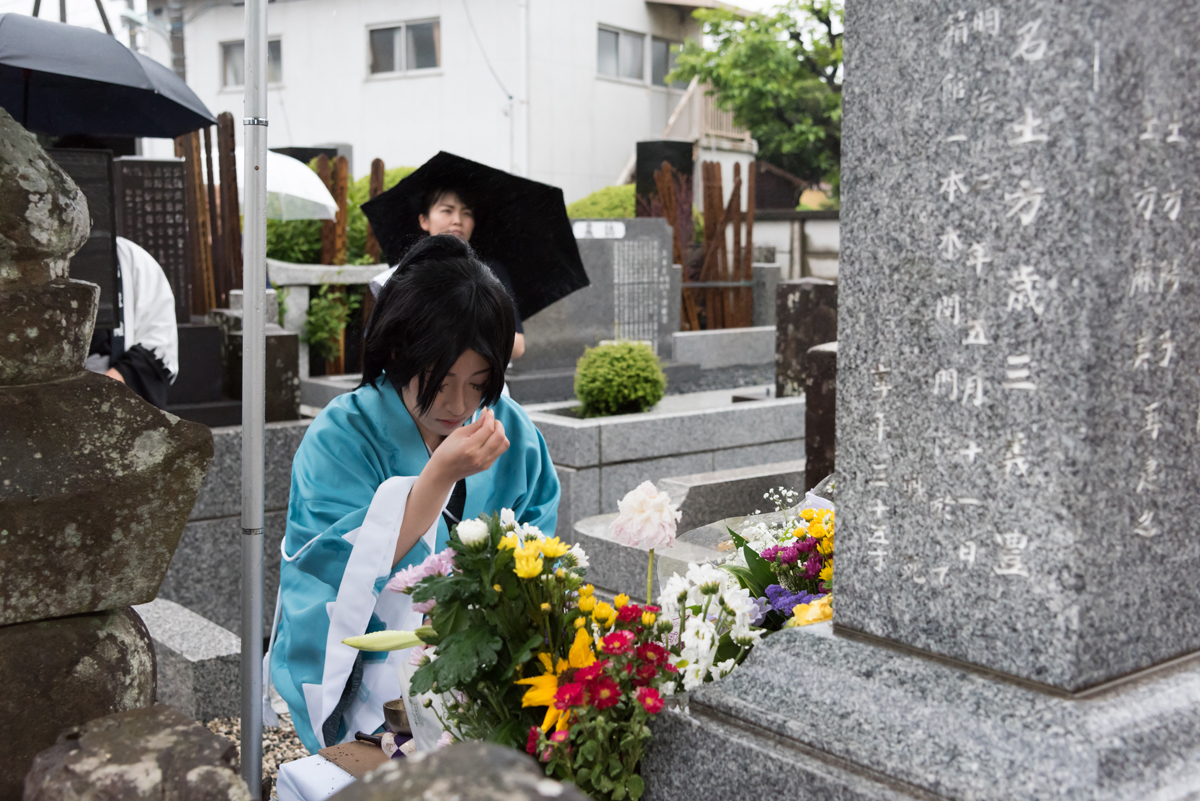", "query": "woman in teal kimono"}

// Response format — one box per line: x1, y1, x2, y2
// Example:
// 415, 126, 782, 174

268, 234, 560, 753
